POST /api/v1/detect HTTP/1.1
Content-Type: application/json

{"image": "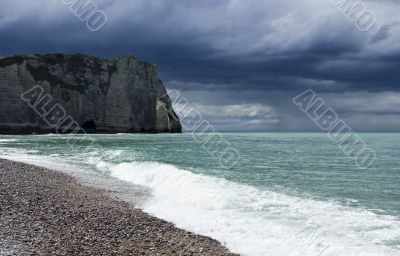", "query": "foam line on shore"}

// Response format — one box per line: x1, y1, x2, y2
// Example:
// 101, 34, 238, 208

108, 161, 400, 256
0, 158, 233, 255
1, 147, 400, 256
